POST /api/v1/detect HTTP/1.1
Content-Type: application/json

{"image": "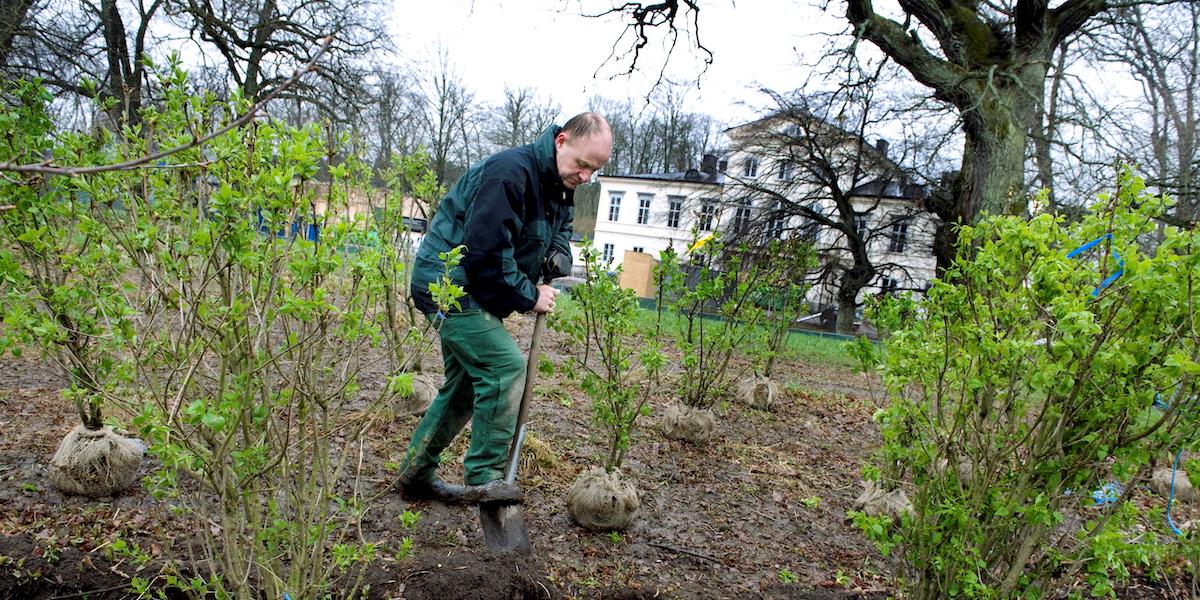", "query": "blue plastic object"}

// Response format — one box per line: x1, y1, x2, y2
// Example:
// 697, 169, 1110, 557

1091, 481, 1123, 505
1066, 233, 1124, 297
